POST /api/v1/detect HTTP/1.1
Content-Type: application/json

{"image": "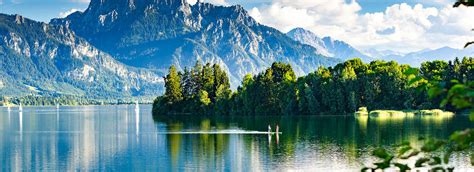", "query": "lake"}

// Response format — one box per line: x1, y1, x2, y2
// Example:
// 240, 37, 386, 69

0, 105, 473, 171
